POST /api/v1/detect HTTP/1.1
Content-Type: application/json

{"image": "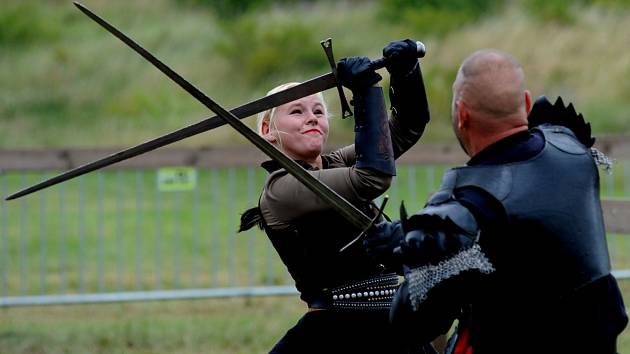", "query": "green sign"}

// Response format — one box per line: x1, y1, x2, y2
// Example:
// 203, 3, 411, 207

157, 167, 197, 192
